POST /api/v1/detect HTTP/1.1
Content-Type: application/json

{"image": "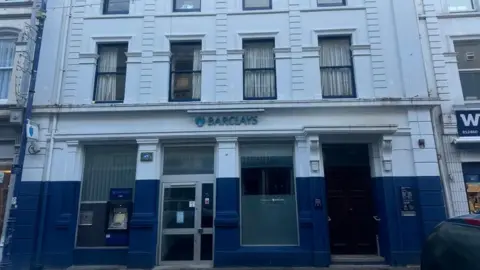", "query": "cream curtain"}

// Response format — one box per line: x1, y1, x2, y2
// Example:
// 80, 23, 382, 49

319, 38, 354, 97
96, 47, 118, 101
192, 48, 202, 100
0, 39, 16, 100
244, 42, 276, 99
